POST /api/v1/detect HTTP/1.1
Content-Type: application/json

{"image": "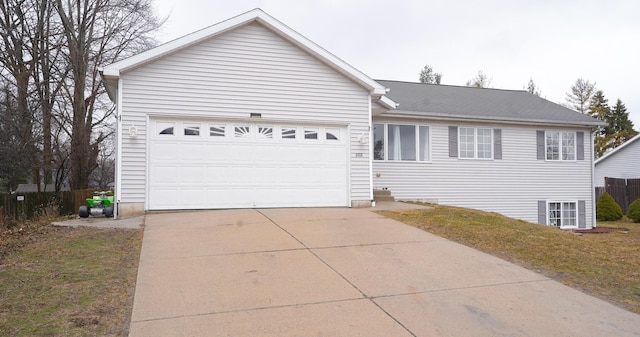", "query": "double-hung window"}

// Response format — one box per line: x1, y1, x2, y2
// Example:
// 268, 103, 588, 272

548, 201, 577, 228
459, 127, 493, 159
373, 123, 429, 161
546, 131, 575, 161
